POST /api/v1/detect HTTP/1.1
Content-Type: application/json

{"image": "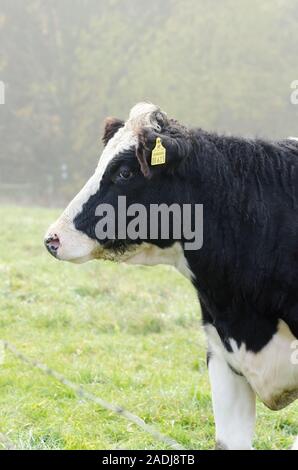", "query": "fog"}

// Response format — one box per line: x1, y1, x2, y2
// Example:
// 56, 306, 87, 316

1, 0, 298, 205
